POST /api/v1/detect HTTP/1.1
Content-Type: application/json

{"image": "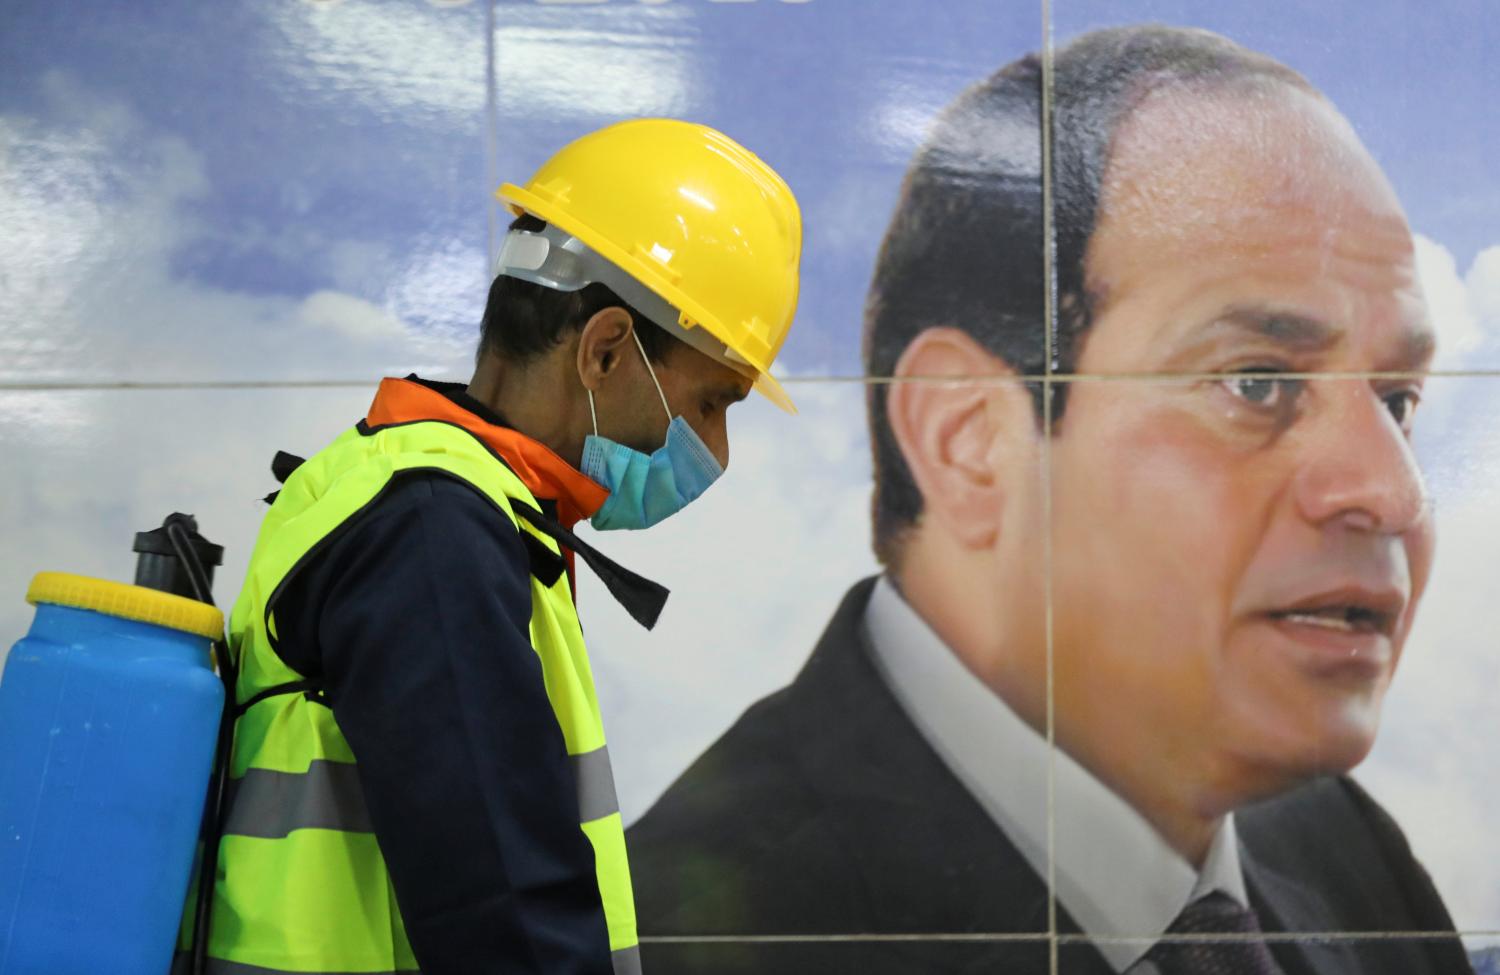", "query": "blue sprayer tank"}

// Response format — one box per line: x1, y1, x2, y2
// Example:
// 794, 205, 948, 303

0, 517, 227, 975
